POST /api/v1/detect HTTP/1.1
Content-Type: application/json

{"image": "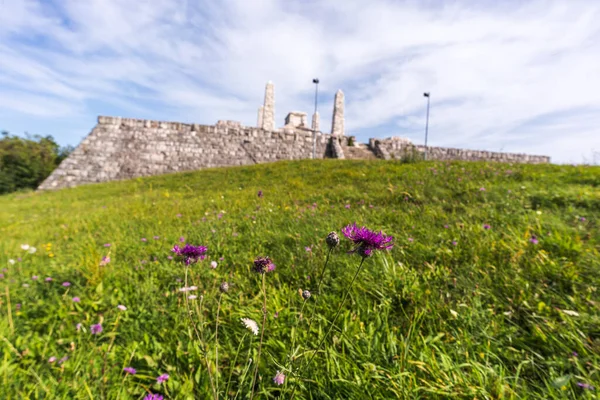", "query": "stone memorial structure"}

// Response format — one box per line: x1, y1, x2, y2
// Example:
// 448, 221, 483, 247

38, 82, 550, 191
